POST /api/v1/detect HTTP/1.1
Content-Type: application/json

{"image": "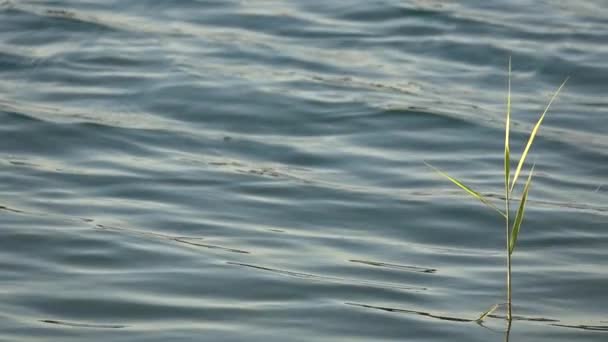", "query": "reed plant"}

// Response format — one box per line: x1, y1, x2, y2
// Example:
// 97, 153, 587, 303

427, 59, 567, 322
